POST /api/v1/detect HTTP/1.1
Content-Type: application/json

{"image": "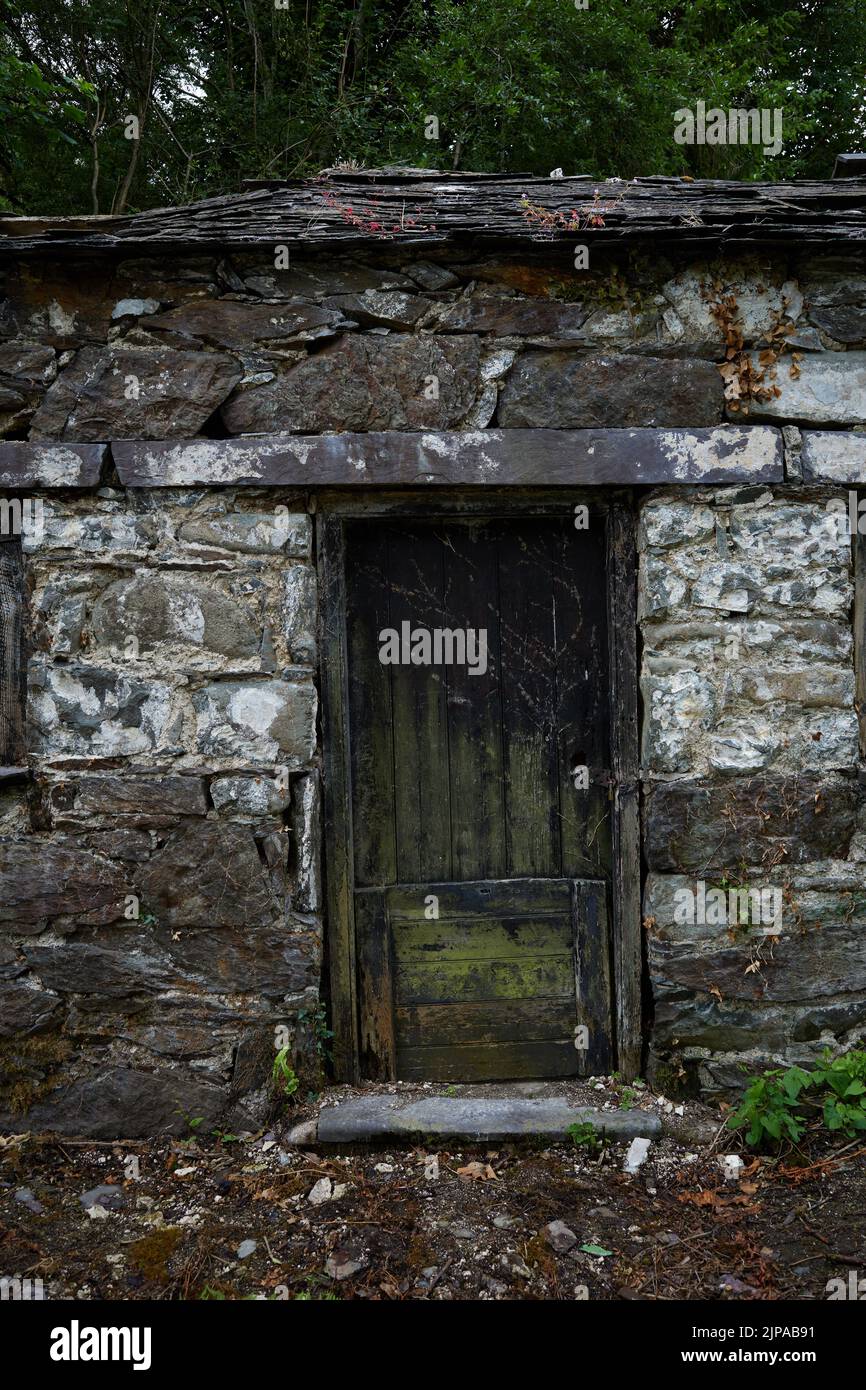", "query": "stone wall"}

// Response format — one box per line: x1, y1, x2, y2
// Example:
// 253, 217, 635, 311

639, 487, 866, 1095
0, 486, 321, 1136
2, 235, 866, 1132
1, 247, 862, 444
